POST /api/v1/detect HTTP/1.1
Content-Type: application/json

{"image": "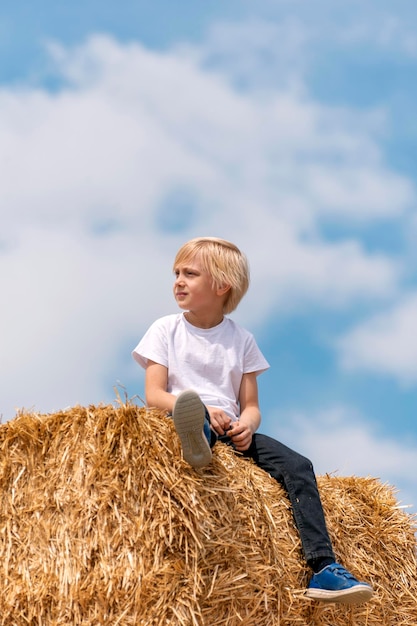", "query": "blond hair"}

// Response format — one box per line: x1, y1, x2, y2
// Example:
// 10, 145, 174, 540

173, 237, 249, 314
